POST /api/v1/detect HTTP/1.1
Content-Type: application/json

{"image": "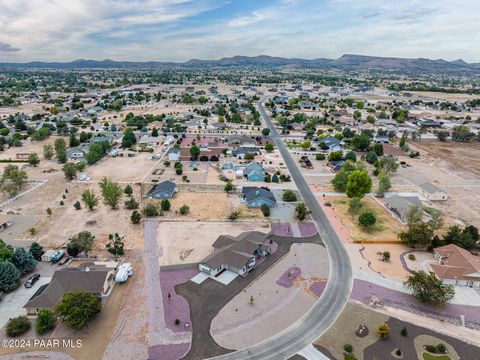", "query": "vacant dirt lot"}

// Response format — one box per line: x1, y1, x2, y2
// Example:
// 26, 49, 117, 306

0, 137, 69, 161
414, 140, 480, 176
86, 153, 159, 183
157, 221, 270, 266
329, 197, 406, 243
